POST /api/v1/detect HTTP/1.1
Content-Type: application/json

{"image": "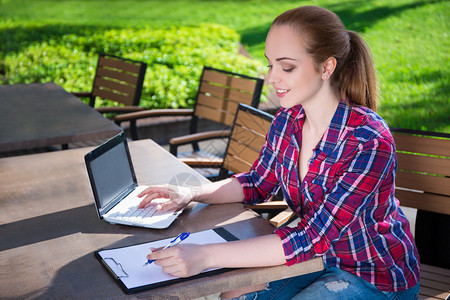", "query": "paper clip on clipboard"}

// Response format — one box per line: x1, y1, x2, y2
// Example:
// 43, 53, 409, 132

102, 257, 129, 279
